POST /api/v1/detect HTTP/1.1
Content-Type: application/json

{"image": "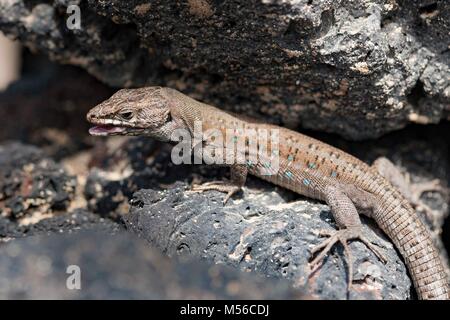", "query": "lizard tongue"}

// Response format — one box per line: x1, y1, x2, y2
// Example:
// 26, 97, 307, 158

89, 124, 126, 135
